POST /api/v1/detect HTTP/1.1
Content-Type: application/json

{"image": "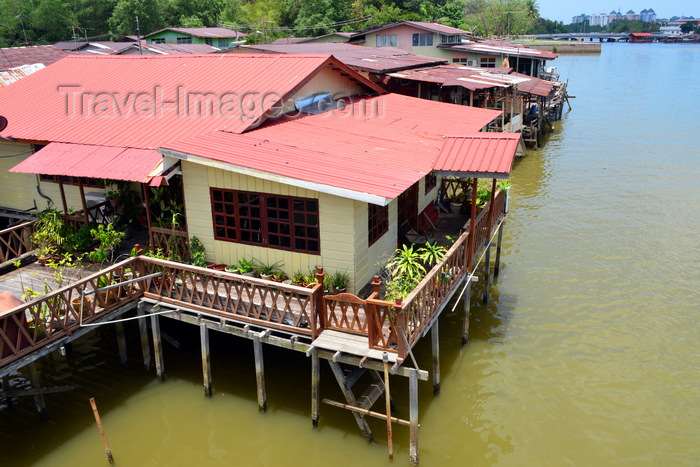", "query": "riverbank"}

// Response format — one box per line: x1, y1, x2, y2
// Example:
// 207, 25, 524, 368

514, 40, 601, 54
